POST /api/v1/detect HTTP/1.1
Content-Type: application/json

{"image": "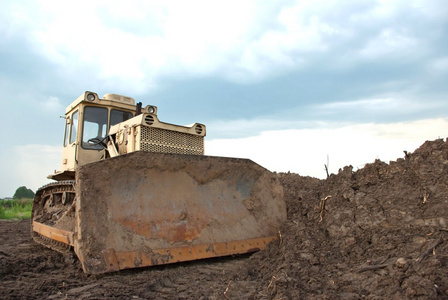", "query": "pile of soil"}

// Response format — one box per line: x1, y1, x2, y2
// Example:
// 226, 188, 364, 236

1, 138, 447, 299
